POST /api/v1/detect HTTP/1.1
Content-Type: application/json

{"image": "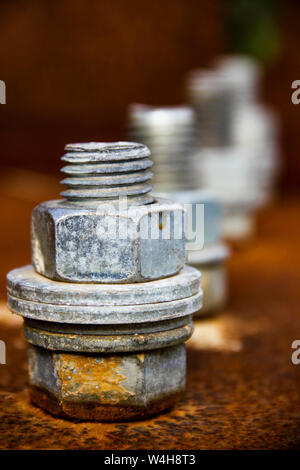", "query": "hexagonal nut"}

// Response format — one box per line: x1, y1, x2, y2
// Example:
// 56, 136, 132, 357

31, 198, 186, 283
28, 344, 186, 421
